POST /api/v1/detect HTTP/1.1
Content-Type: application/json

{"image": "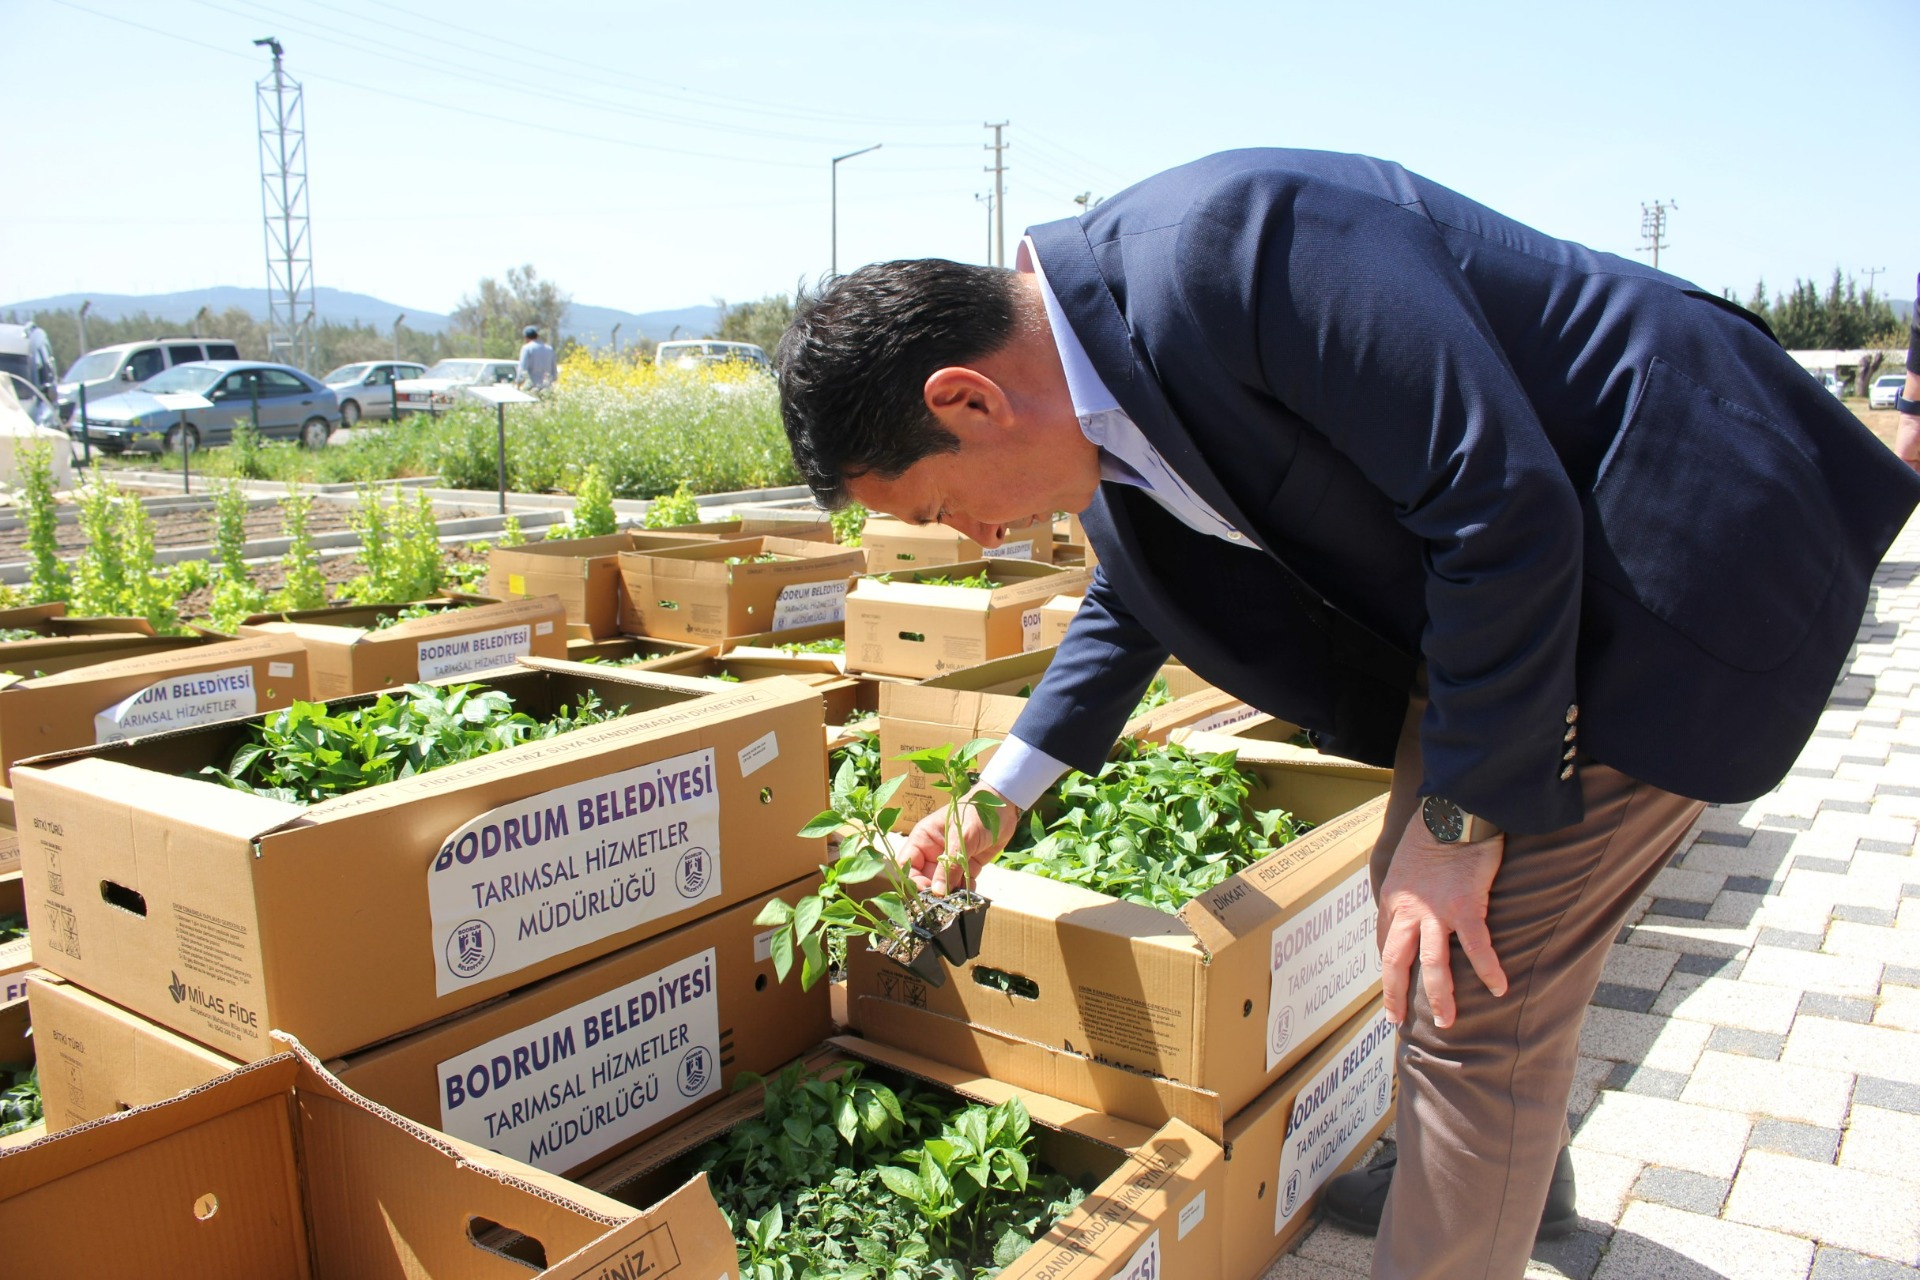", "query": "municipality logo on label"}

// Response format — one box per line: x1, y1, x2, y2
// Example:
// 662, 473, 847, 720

1284, 1170, 1301, 1215
678, 1045, 714, 1097
674, 846, 712, 898
1271, 1004, 1294, 1056
446, 919, 496, 979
